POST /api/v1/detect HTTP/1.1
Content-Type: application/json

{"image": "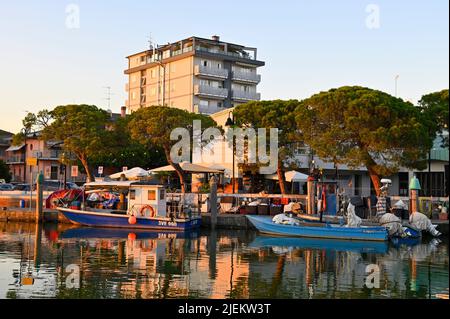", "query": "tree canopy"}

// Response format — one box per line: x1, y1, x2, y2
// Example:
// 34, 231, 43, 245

418, 89, 449, 148
41, 105, 111, 182
295, 86, 432, 195
233, 100, 301, 194
128, 106, 218, 192
0, 160, 11, 182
